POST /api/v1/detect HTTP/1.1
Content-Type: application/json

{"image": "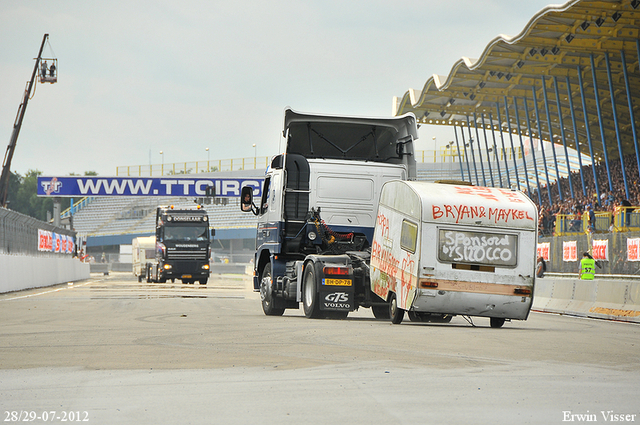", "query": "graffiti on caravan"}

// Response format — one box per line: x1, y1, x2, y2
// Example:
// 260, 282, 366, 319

438, 229, 518, 267
37, 177, 263, 197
